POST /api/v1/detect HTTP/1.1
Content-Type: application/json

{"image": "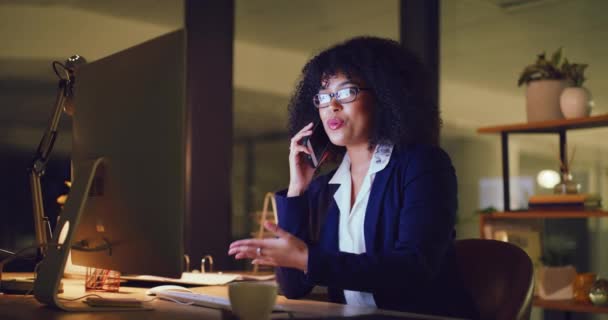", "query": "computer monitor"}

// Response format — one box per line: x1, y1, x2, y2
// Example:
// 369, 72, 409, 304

34, 29, 186, 310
